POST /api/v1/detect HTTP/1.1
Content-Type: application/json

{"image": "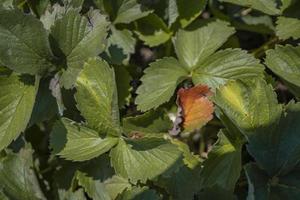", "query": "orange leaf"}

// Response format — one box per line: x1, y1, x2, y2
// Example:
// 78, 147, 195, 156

178, 85, 214, 132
